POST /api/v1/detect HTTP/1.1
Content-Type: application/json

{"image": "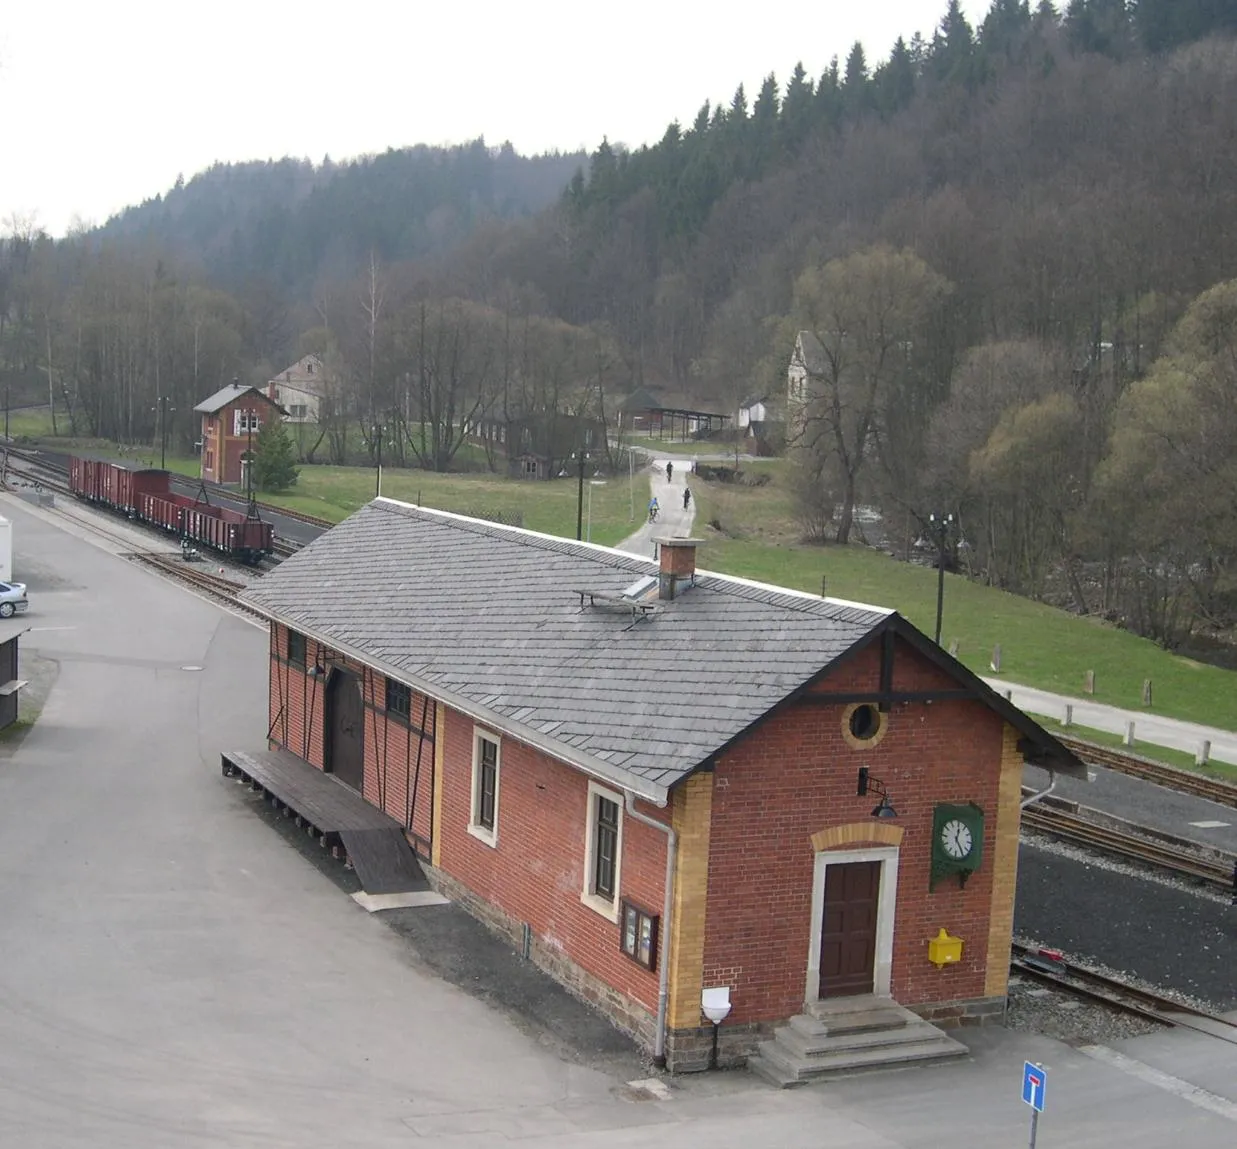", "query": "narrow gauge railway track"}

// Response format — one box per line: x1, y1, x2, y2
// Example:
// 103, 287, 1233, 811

1021, 803, 1236, 893
124, 552, 268, 620
1060, 734, 1237, 809
1010, 943, 1237, 1040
